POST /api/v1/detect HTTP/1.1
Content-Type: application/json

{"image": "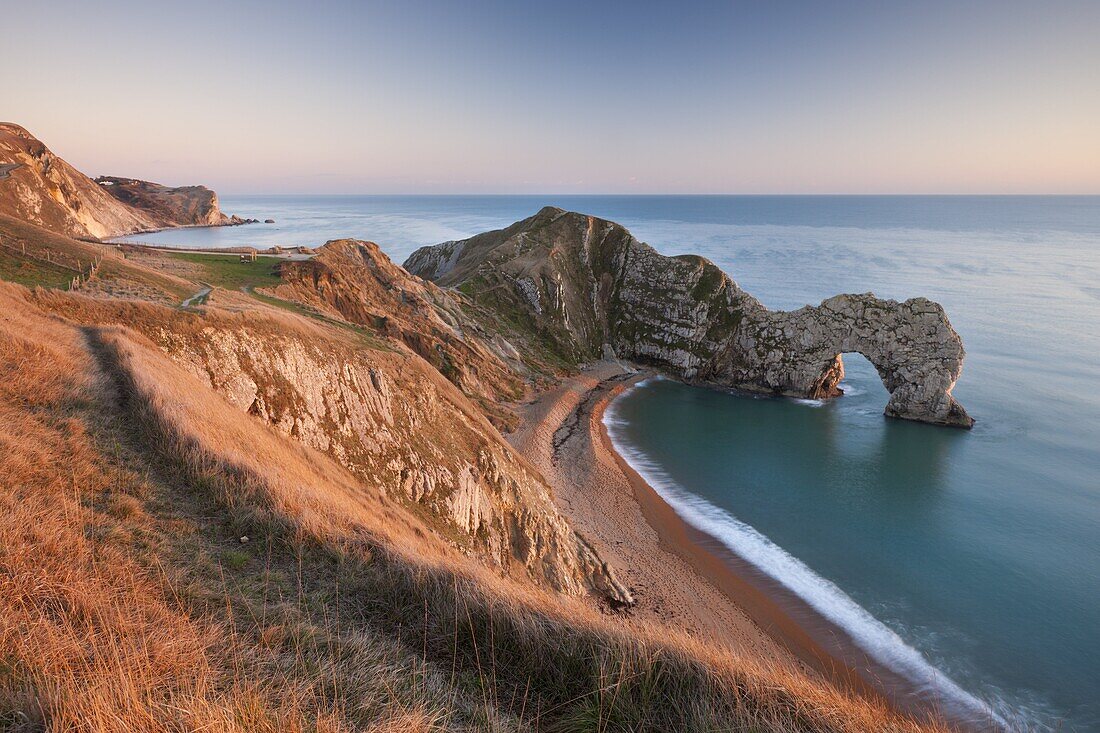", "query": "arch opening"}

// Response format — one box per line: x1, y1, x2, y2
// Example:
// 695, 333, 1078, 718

806, 347, 971, 428
810, 351, 893, 400
815, 352, 892, 411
